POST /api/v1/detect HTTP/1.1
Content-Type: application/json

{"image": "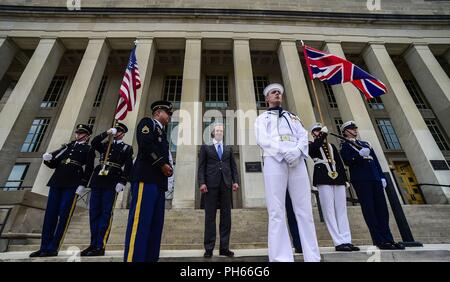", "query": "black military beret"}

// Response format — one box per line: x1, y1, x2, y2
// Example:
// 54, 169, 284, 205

115, 122, 128, 133
75, 124, 93, 135
151, 100, 173, 115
